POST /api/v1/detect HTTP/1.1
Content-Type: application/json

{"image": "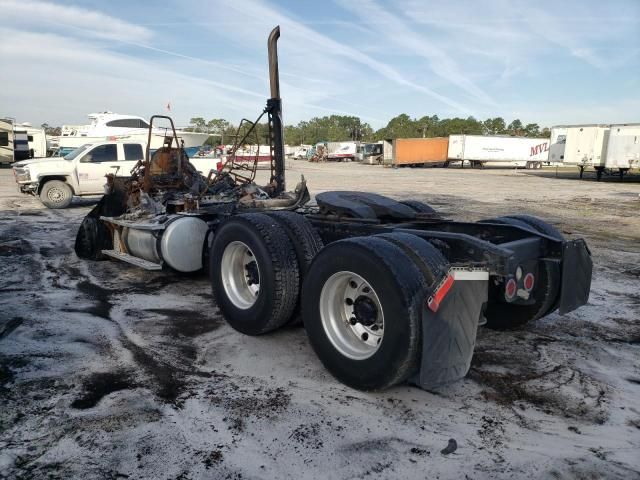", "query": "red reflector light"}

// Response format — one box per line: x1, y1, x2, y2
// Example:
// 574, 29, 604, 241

427, 274, 454, 312
216, 161, 223, 171
523, 273, 535, 291
505, 278, 517, 299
